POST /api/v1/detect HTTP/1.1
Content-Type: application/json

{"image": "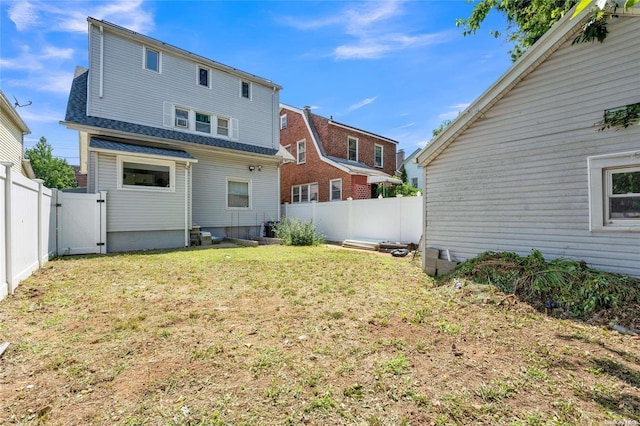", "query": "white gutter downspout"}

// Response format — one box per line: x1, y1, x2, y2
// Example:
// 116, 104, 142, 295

99, 25, 104, 98
2, 162, 14, 295
184, 164, 189, 247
